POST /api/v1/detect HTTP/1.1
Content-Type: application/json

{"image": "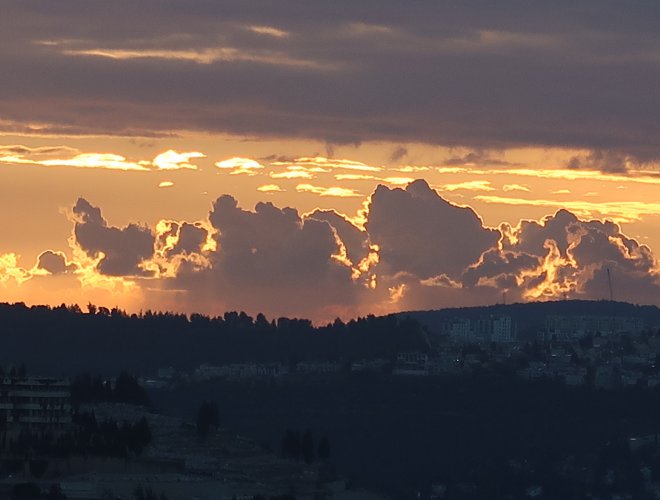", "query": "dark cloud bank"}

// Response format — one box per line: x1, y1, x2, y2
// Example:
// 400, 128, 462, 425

69, 181, 660, 319
3, 1, 660, 163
